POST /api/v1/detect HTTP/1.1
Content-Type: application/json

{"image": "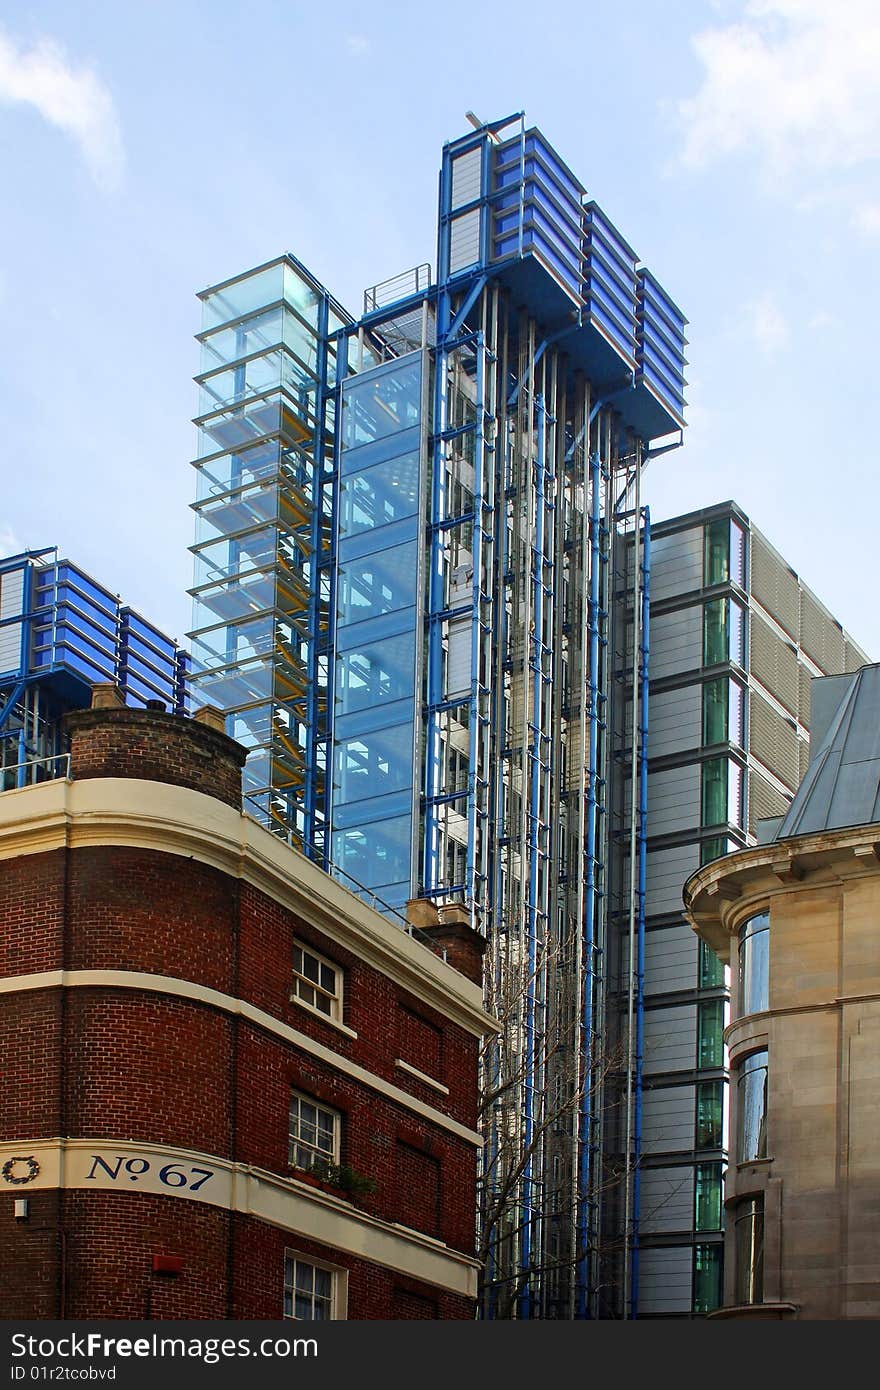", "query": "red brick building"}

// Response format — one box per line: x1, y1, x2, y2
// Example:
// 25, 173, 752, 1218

0, 691, 492, 1319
